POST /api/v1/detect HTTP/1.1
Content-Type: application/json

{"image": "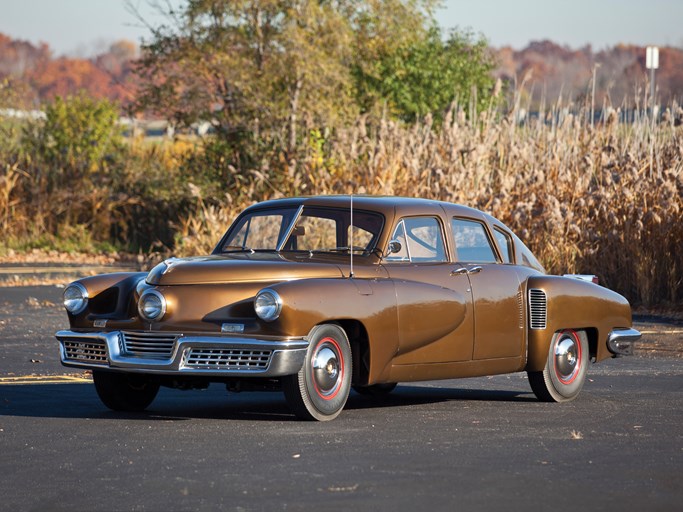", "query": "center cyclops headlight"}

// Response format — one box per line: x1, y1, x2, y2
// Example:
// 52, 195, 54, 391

63, 282, 88, 314
138, 289, 167, 321
254, 289, 282, 322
